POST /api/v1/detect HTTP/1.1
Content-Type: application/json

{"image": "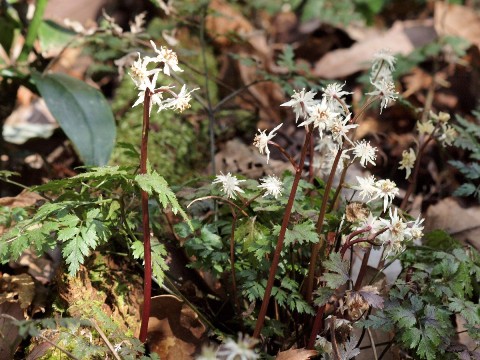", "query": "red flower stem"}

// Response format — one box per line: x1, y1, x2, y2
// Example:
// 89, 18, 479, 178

339, 227, 372, 258
307, 304, 326, 349
139, 90, 152, 343
252, 130, 312, 338
352, 228, 388, 291
309, 135, 315, 183
305, 148, 343, 303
